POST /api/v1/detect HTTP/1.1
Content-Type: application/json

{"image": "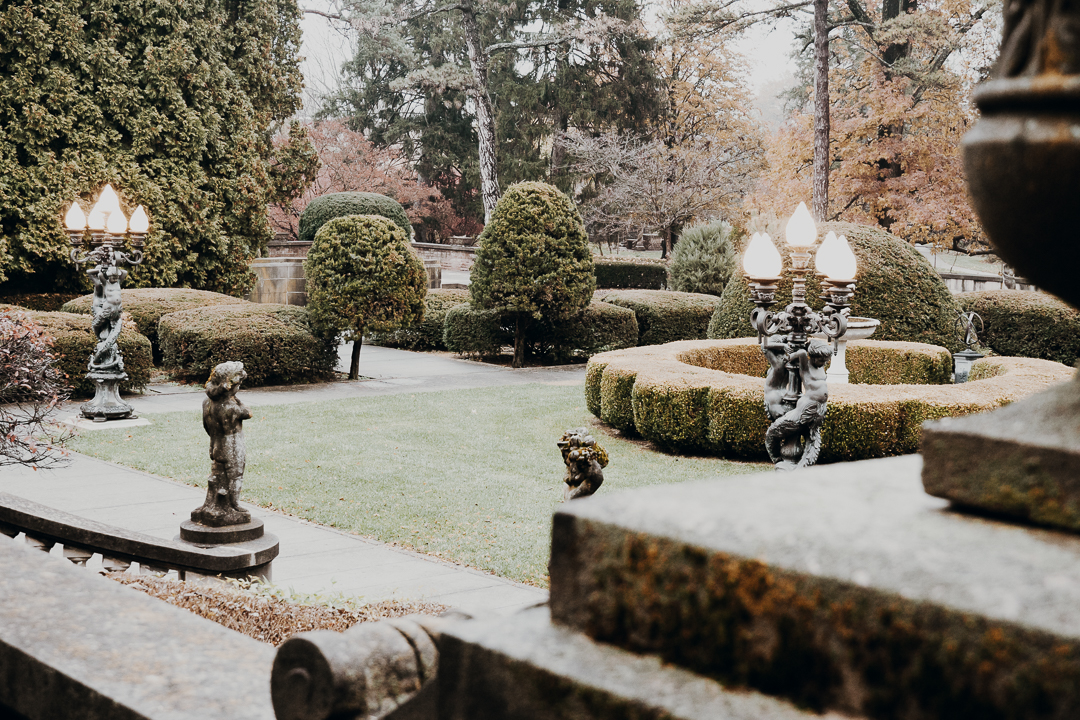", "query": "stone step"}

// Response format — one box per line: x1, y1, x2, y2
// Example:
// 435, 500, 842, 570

549, 454, 1080, 719
436, 606, 854, 720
